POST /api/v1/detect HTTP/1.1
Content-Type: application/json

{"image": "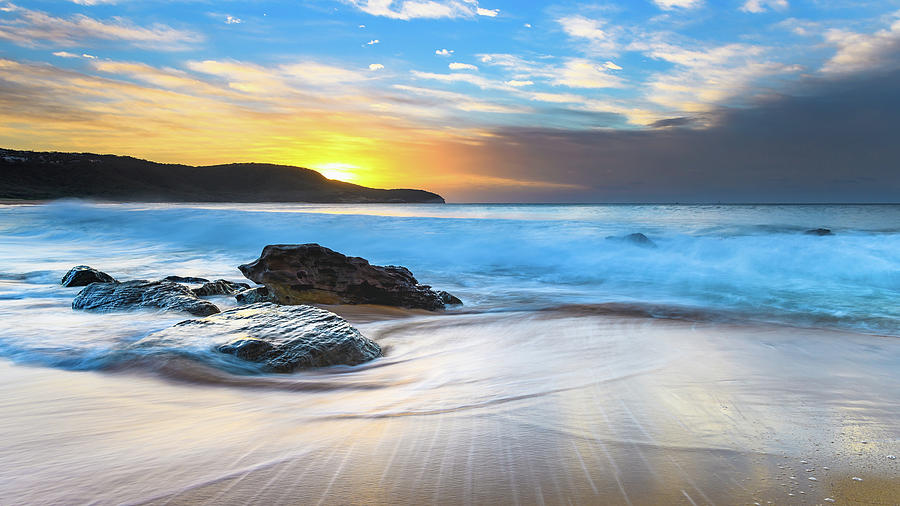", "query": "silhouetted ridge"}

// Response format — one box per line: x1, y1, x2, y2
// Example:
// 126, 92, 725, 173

0, 148, 444, 203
